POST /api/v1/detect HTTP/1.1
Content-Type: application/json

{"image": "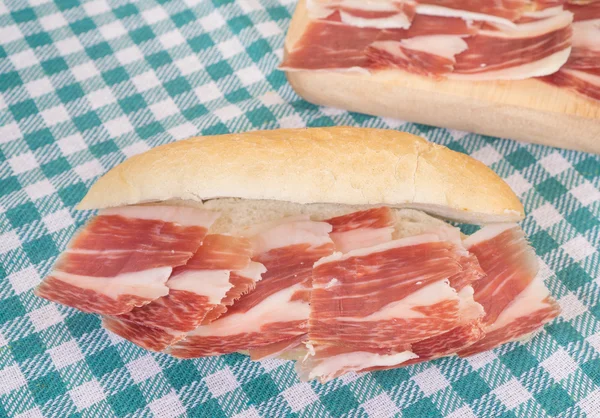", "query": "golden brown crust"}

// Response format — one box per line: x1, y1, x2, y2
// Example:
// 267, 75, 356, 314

77, 127, 524, 224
